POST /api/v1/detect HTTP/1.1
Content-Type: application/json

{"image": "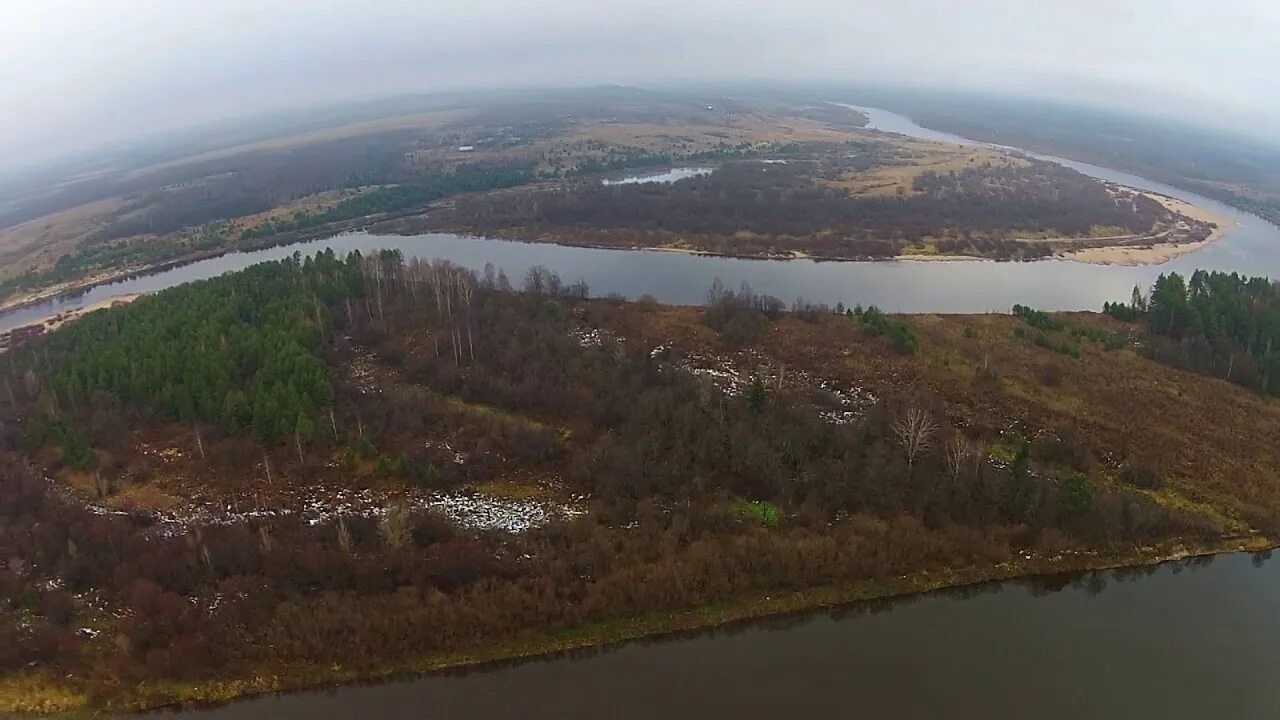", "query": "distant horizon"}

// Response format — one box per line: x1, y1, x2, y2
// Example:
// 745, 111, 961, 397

6, 79, 1275, 185
4, 1, 1278, 170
